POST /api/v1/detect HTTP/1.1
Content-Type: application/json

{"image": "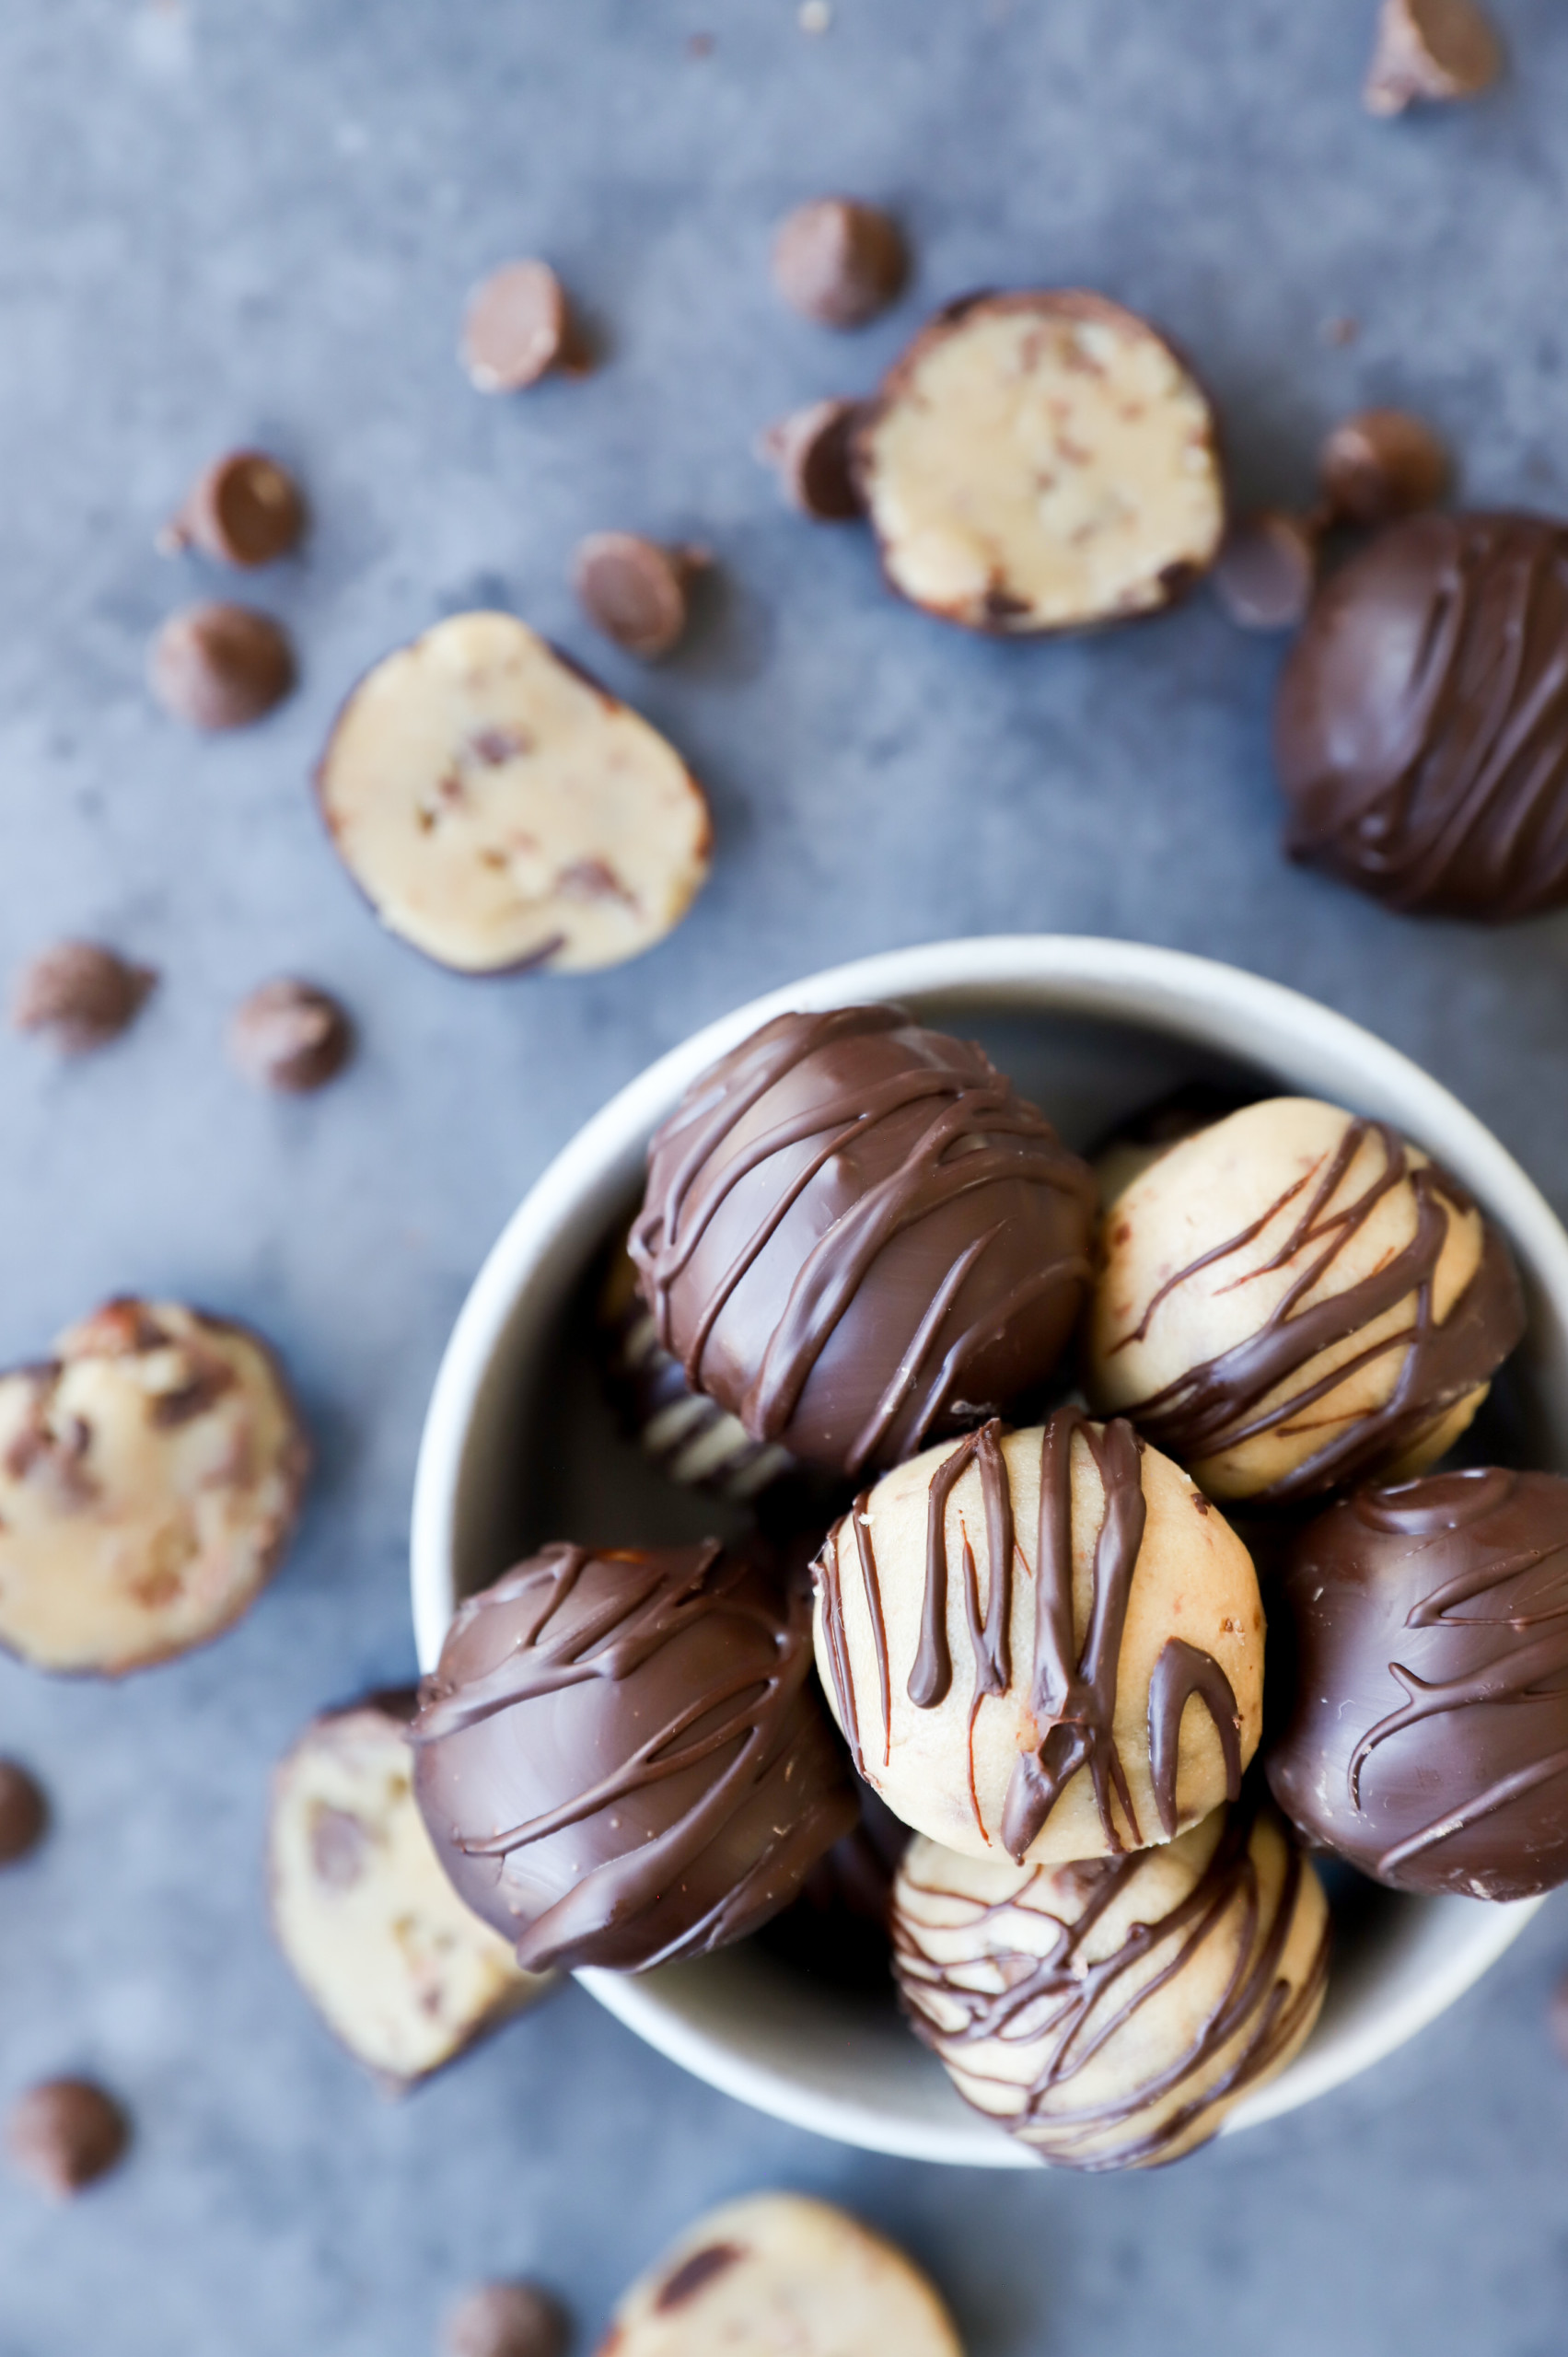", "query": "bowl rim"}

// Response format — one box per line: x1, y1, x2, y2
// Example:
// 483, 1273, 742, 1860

411, 934, 1560, 2163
